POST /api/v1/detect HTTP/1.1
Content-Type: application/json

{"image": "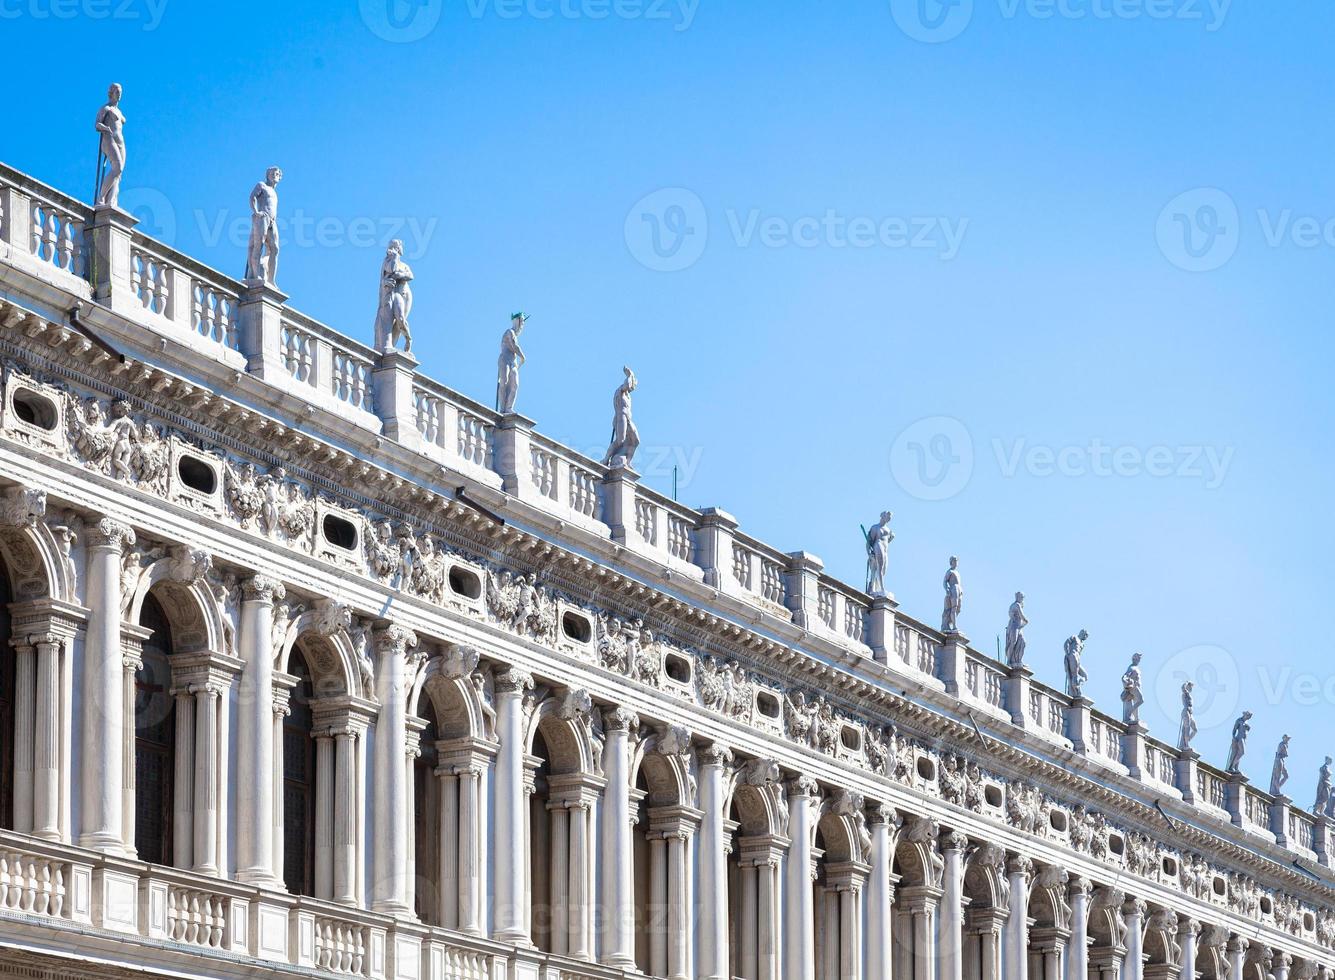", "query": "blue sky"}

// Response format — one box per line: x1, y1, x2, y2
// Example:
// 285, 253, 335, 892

9, 0, 1335, 797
